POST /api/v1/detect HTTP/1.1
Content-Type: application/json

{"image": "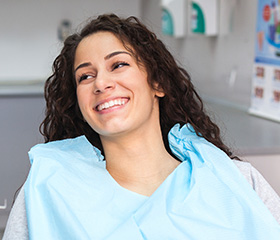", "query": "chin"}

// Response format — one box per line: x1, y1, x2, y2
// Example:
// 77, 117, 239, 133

94, 122, 131, 138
